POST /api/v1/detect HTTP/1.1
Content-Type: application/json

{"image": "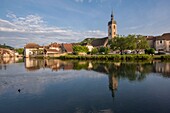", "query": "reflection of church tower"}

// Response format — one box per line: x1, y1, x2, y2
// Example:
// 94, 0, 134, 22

108, 12, 117, 39
109, 74, 118, 97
